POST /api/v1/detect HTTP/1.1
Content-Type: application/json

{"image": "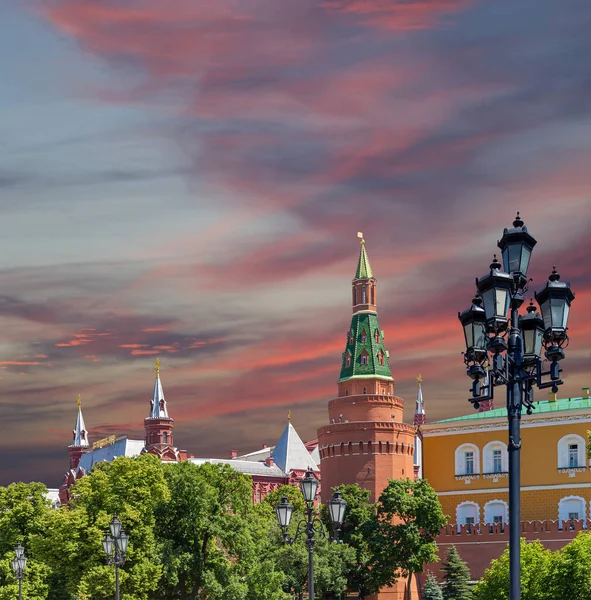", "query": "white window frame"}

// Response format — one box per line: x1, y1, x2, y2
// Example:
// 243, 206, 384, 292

558, 496, 586, 526
484, 499, 509, 525
557, 434, 586, 469
456, 501, 480, 526
483, 441, 508, 474
455, 443, 480, 476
